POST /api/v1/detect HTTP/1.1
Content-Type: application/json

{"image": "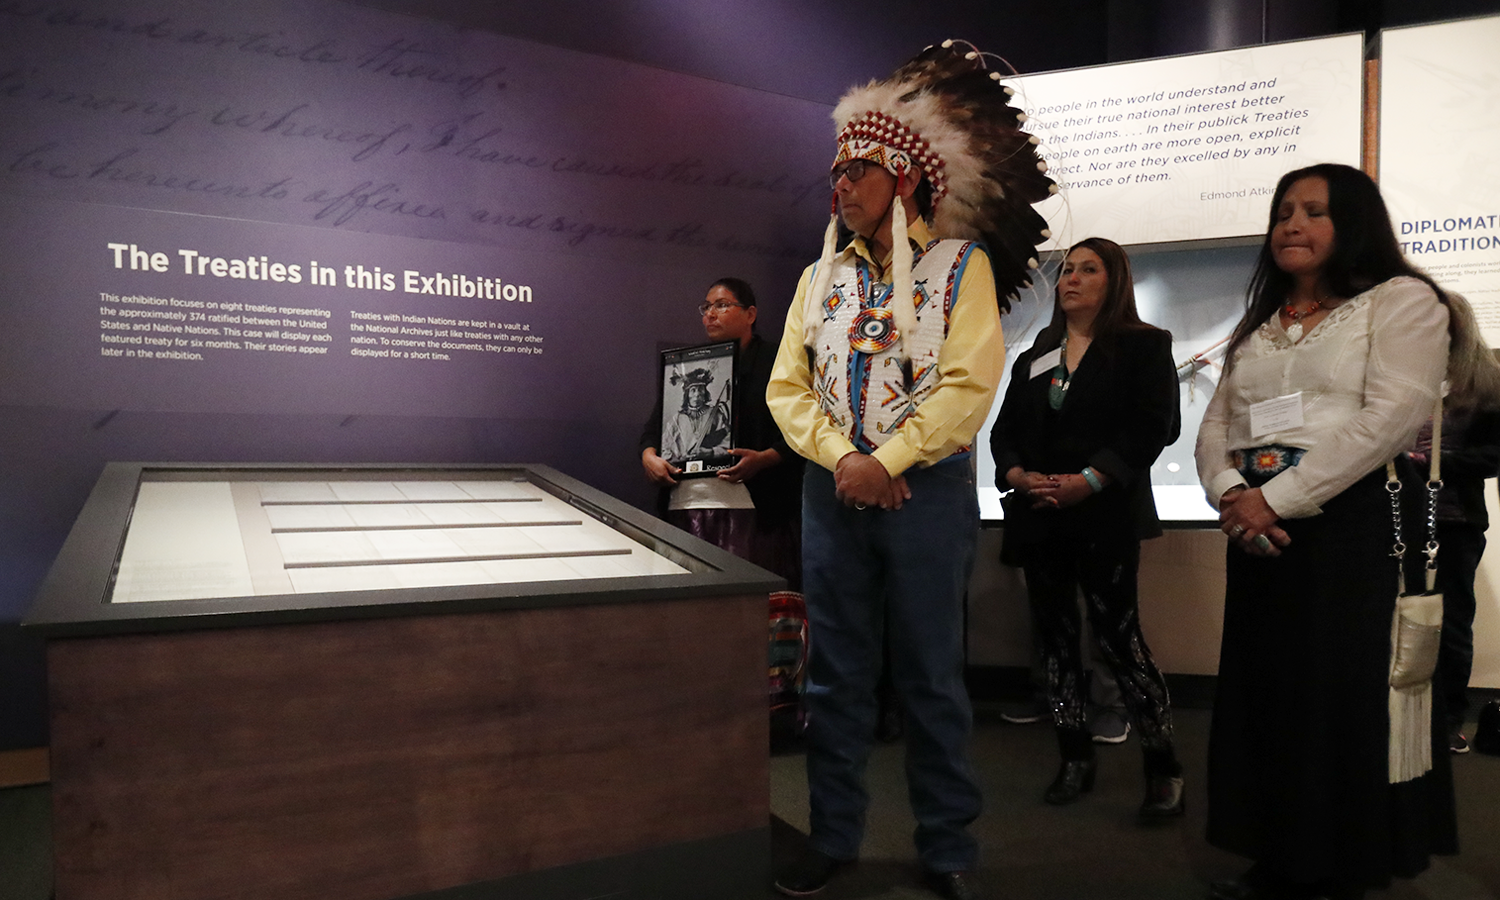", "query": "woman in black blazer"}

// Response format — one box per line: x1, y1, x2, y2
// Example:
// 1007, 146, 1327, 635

990, 237, 1184, 820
